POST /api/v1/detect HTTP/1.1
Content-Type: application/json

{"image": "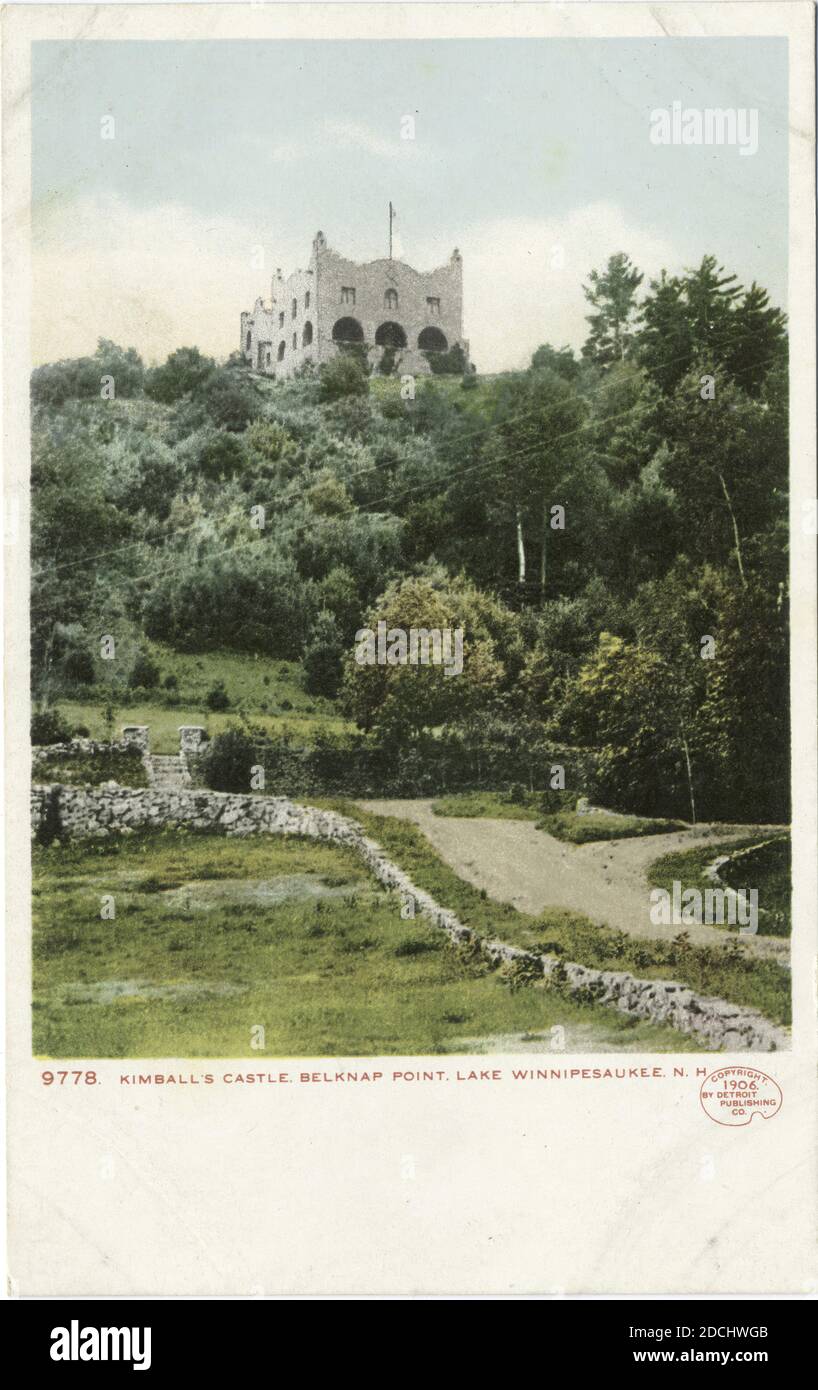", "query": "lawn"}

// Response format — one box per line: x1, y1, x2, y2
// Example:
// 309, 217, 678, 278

648, 835, 791, 939
32, 827, 698, 1057
317, 801, 791, 1027
430, 791, 685, 843
54, 647, 351, 753
538, 809, 686, 844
